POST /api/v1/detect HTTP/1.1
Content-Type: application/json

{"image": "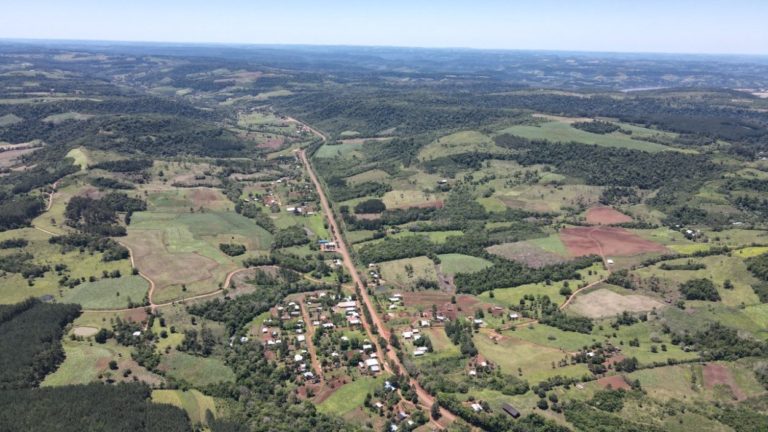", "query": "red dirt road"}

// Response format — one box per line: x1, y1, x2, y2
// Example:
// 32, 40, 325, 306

561, 226, 667, 258
299, 148, 456, 423
586, 206, 633, 225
